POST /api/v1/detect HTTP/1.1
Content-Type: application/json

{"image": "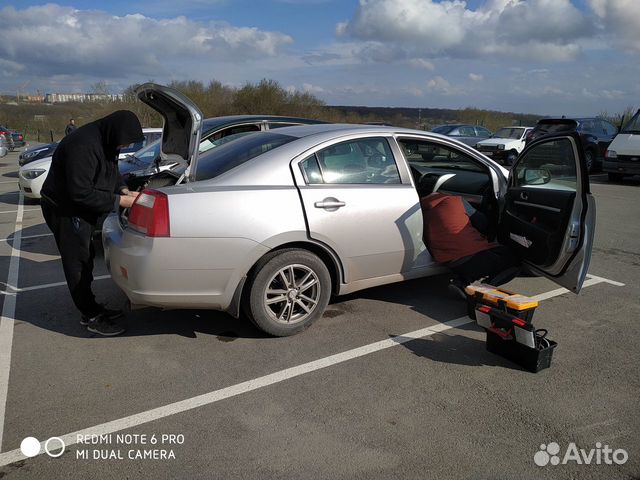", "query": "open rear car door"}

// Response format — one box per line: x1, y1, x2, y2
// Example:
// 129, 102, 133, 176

499, 132, 595, 292
135, 83, 203, 182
